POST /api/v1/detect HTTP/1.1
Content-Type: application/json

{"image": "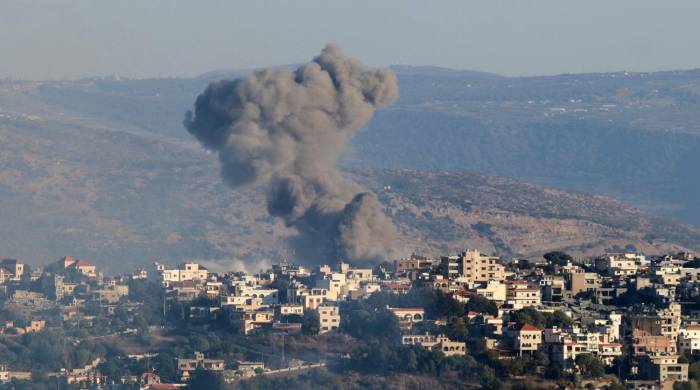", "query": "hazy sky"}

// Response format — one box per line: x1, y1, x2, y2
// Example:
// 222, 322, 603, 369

2, 0, 700, 80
